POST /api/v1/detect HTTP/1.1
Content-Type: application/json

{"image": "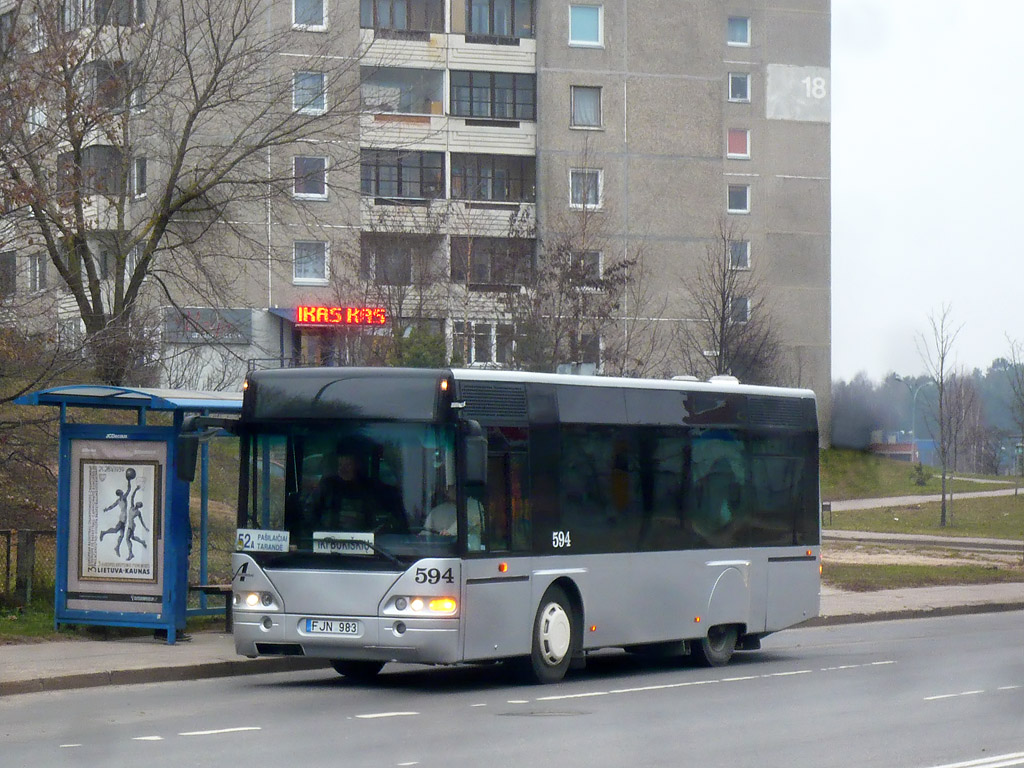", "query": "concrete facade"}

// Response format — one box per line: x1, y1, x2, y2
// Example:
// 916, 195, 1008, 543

0, 0, 830, 421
